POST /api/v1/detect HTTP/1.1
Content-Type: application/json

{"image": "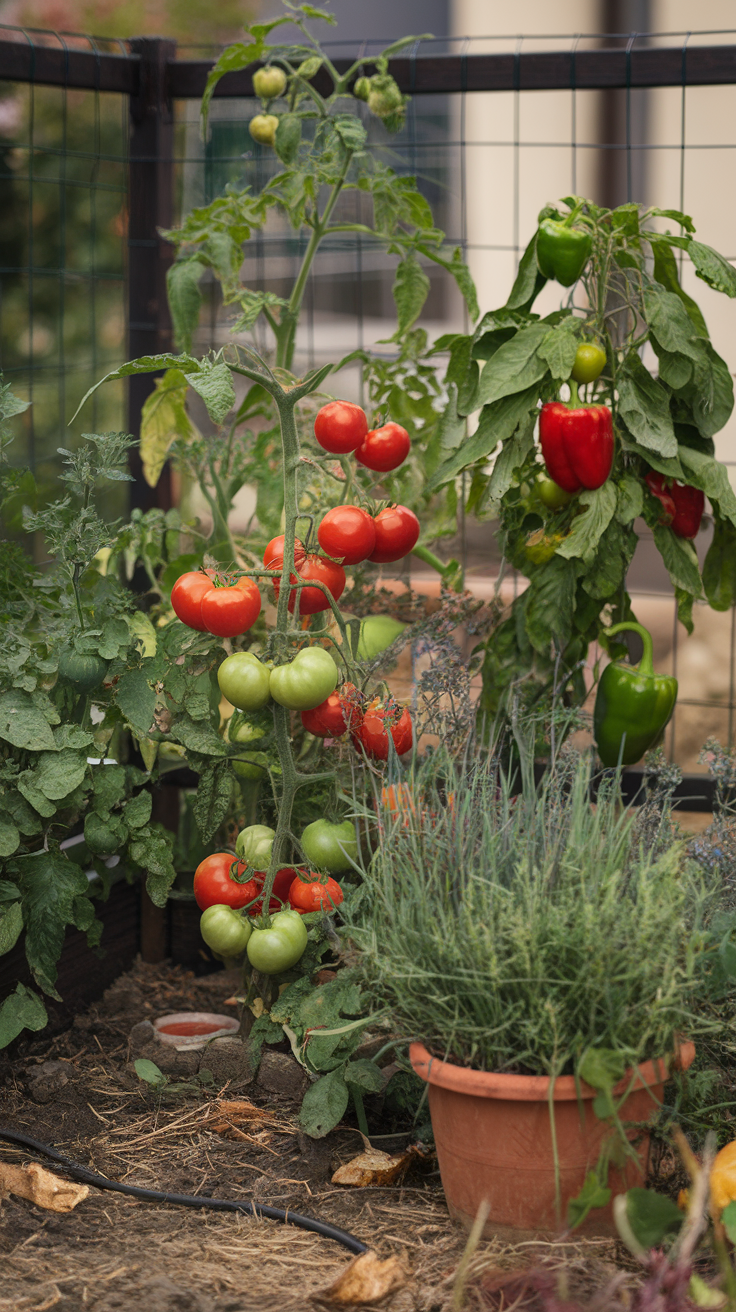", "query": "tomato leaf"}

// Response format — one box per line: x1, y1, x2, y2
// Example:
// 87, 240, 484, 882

187, 362, 235, 425
0, 983, 47, 1051
14, 849, 92, 998
140, 369, 201, 489
194, 761, 236, 842
167, 260, 205, 353
274, 113, 303, 165
0, 690, 58, 753
299, 1063, 350, 1138
344, 1058, 384, 1094
391, 254, 430, 340
115, 668, 157, 738
0, 901, 23, 954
